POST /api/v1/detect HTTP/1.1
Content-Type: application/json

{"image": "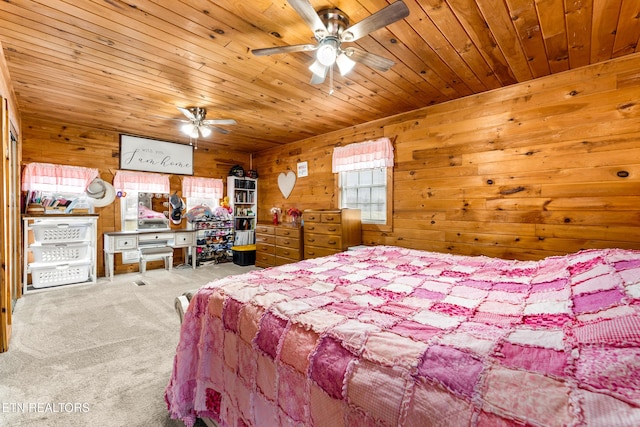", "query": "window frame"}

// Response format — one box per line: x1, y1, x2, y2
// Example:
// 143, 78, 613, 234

336, 166, 393, 233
